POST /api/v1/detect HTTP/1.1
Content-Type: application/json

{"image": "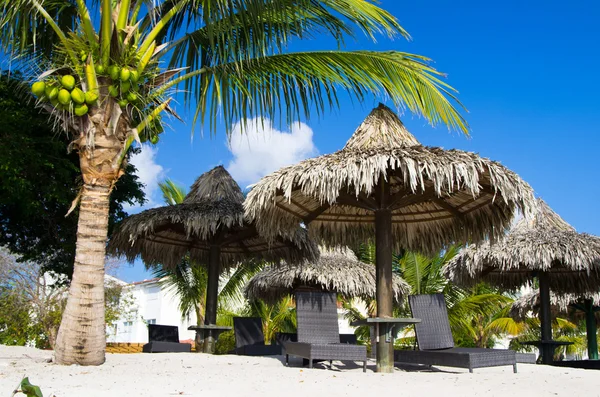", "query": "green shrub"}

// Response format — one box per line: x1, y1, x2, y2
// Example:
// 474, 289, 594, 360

214, 330, 236, 355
